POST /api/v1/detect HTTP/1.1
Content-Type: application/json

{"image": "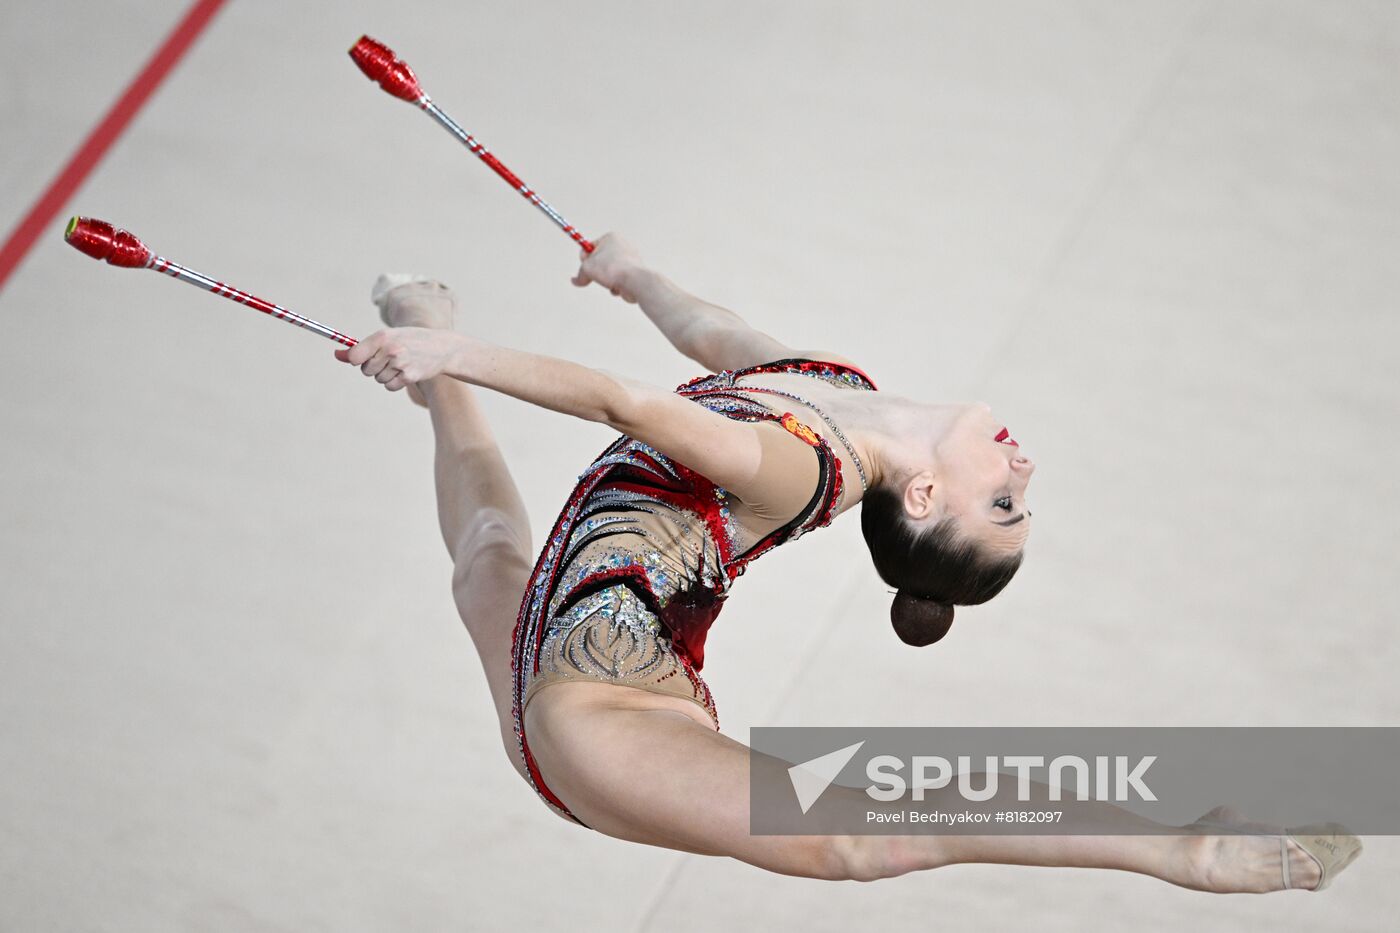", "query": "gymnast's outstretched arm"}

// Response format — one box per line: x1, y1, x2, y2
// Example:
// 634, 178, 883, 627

570, 233, 856, 373
337, 327, 799, 500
